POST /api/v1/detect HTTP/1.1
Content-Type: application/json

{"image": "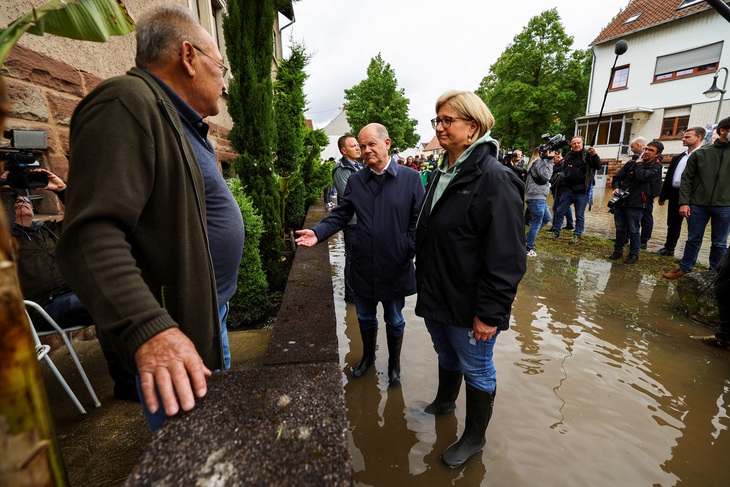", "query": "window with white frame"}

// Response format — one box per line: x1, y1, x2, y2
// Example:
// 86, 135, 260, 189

576, 114, 633, 146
